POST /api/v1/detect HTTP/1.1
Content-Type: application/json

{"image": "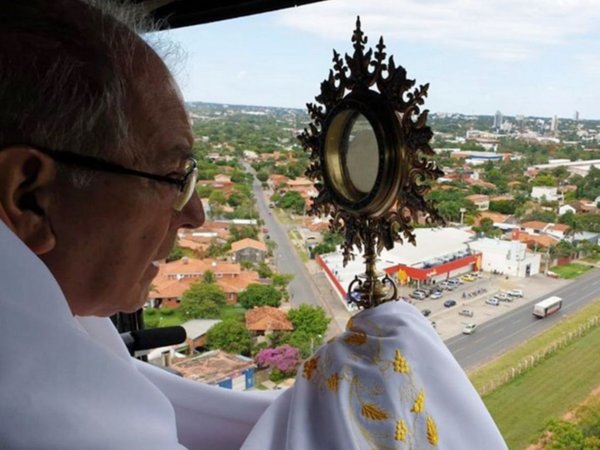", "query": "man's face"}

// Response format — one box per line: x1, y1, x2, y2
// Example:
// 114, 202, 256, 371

40, 51, 205, 317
